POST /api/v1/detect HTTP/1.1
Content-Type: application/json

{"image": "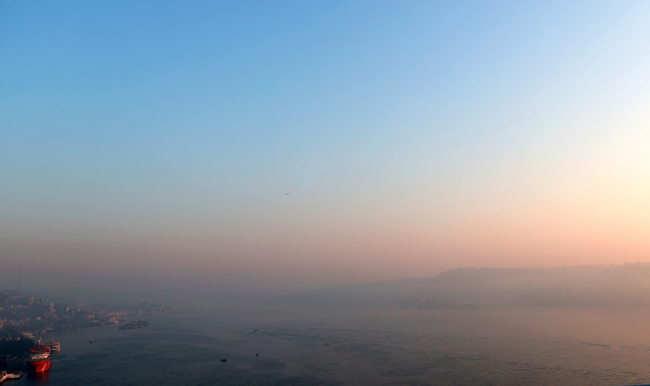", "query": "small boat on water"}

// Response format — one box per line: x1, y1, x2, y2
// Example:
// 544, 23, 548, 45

253, 329, 259, 333
44, 340, 60, 352
119, 320, 150, 330
220, 358, 227, 362
1, 368, 26, 381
